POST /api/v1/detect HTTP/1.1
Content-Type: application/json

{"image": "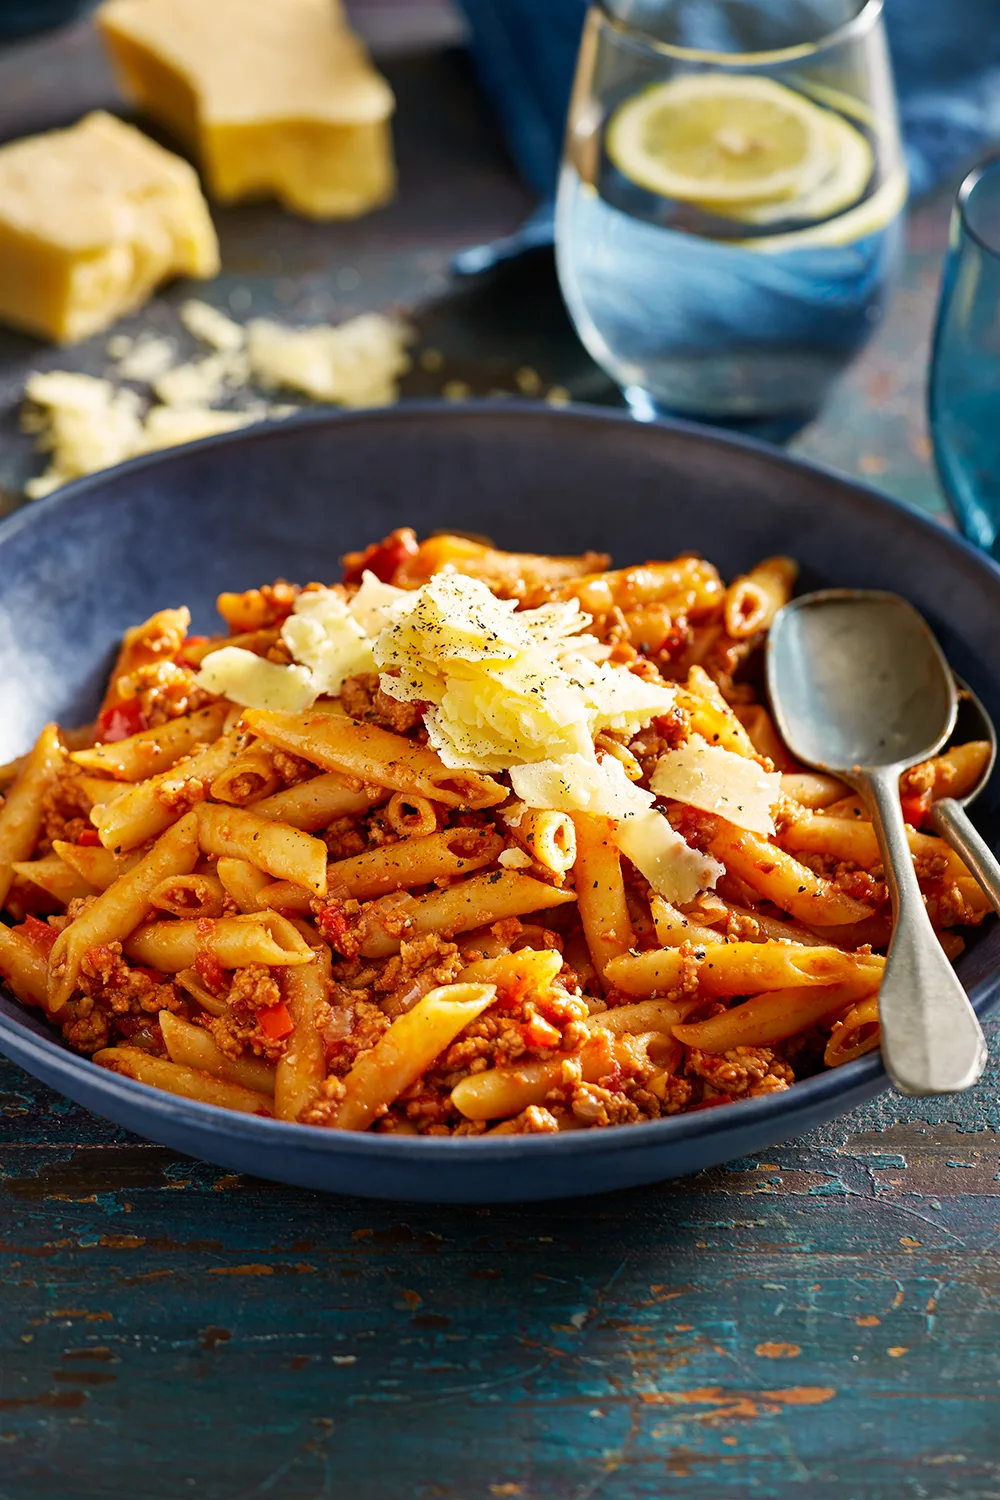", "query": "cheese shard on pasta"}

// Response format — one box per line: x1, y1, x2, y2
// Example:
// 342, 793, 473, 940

373, 571, 675, 772
281, 587, 375, 695
347, 571, 408, 637
651, 736, 781, 835
510, 754, 722, 903
195, 646, 315, 711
